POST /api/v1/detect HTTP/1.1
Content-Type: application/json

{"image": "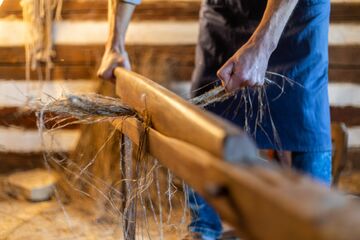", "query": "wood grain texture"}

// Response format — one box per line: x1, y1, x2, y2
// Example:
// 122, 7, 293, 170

112, 117, 360, 240
0, 45, 359, 83
329, 68, 360, 83
0, 107, 79, 129
0, 45, 195, 81
331, 1, 360, 22
0, 65, 97, 80
0, 0, 201, 21
114, 68, 258, 162
4, 45, 358, 66
348, 147, 360, 169
1, 0, 358, 22
329, 45, 360, 66
0, 152, 47, 173
331, 106, 360, 126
